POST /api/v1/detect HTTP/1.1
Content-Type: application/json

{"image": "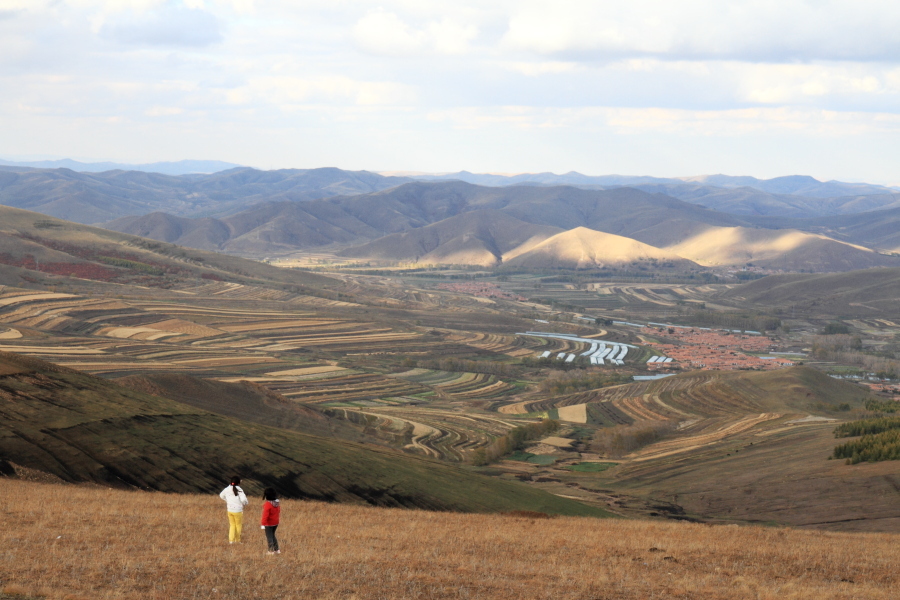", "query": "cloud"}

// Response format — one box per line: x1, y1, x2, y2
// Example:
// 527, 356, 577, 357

426, 105, 900, 137
100, 5, 222, 47
226, 76, 417, 107
501, 1, 900, 63
354, 9, 425, 56
353, 9, 477, 56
